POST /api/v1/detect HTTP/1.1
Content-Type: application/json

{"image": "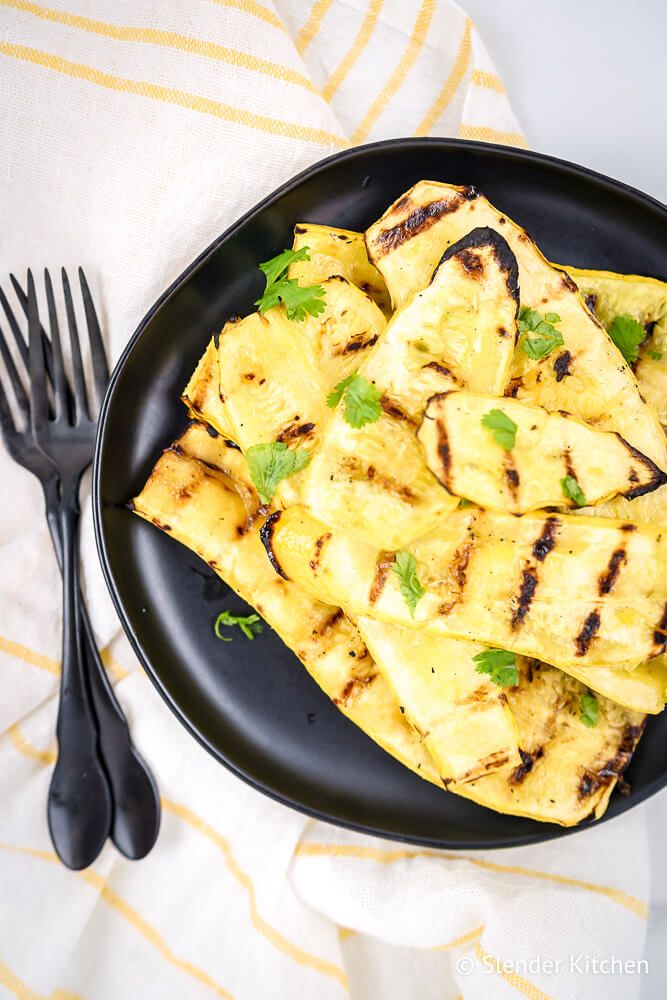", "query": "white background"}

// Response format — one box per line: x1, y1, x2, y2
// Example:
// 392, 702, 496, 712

465, 1, 667, 993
